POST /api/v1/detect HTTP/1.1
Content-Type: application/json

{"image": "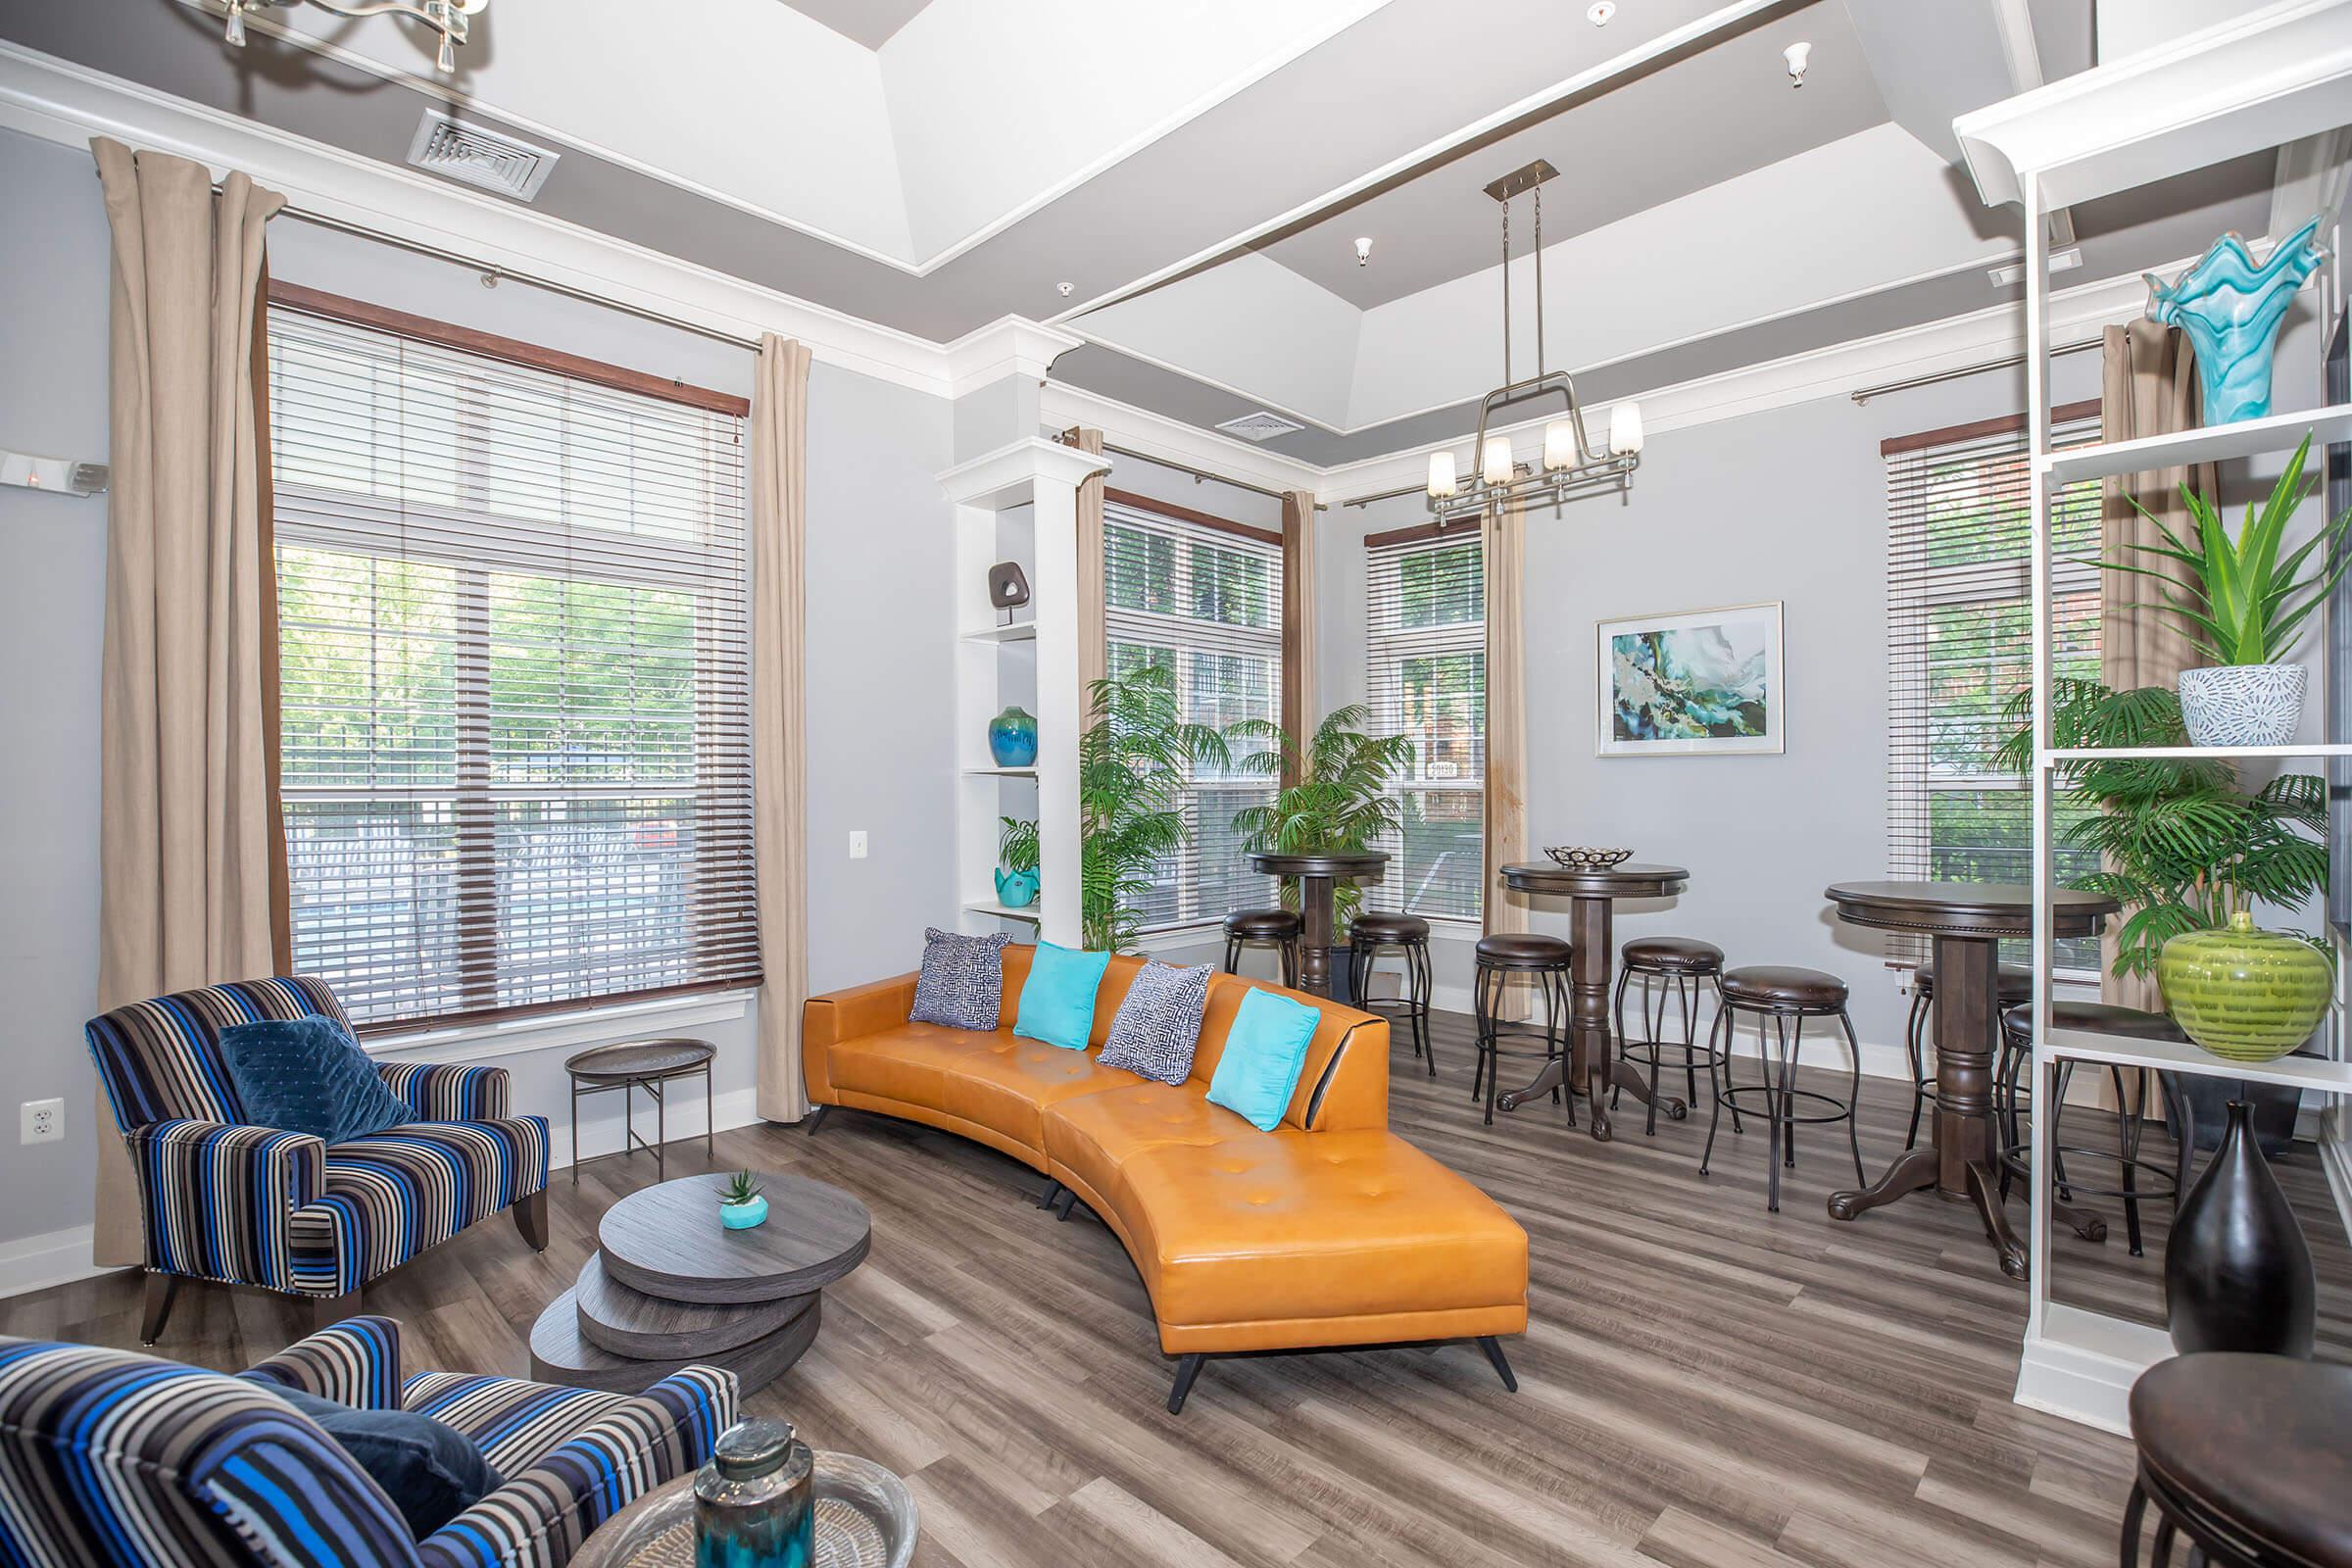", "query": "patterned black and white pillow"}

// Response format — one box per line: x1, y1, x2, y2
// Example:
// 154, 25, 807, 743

1100, 961, 1214, 1086
908, 927, 1012, 1031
